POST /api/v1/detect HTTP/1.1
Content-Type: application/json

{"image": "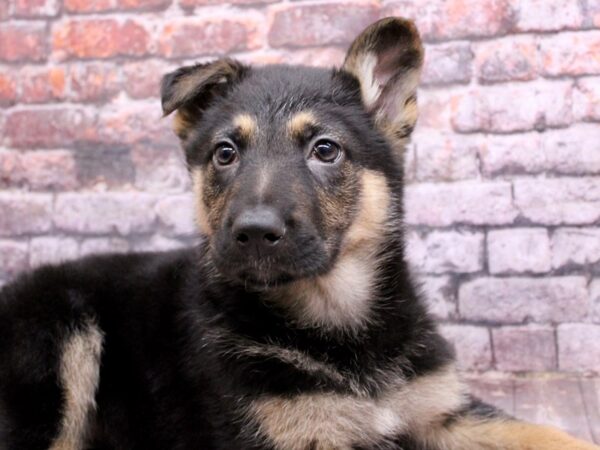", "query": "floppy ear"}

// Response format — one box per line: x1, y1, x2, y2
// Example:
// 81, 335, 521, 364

343, 17, 424, 147
161, 58, 247, 139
